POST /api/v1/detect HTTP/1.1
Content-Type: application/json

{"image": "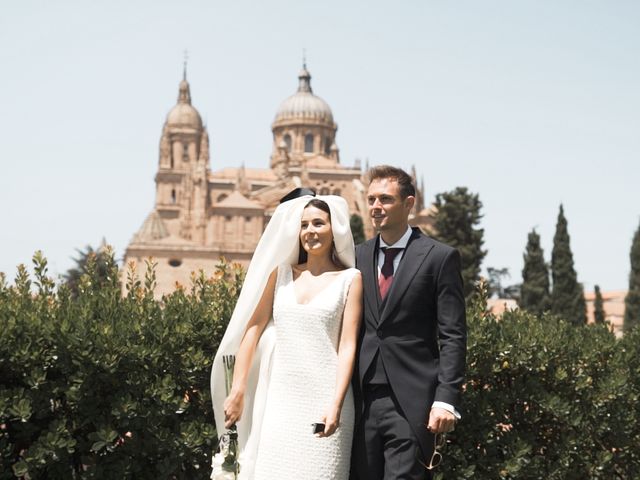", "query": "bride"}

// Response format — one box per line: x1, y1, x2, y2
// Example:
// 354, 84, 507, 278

211, 192, 362, 479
